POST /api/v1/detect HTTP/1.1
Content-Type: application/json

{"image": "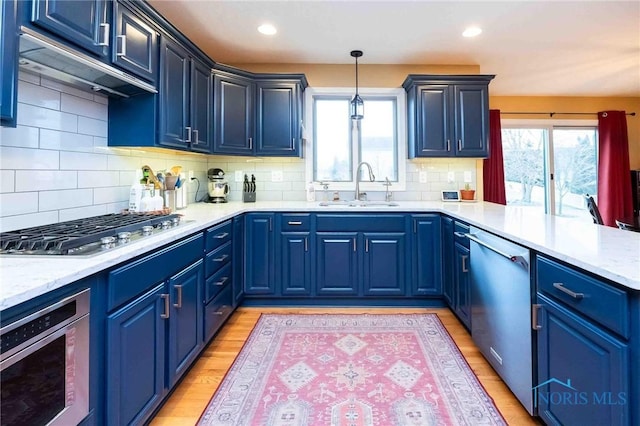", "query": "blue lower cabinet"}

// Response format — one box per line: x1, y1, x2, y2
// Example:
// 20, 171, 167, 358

316, 232, 359, 295
453, 241, 471, 329
279, 232, 312, 295
168, 259, 204, 387
106, 284, 166, 426
441, 216, 455, 305
244, 214, 276, 295
536, 294, 629, 425
204, 284, 233, 342
232, 215, 245, 306
363, 233, 406, 296
412, 214, 442, 296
